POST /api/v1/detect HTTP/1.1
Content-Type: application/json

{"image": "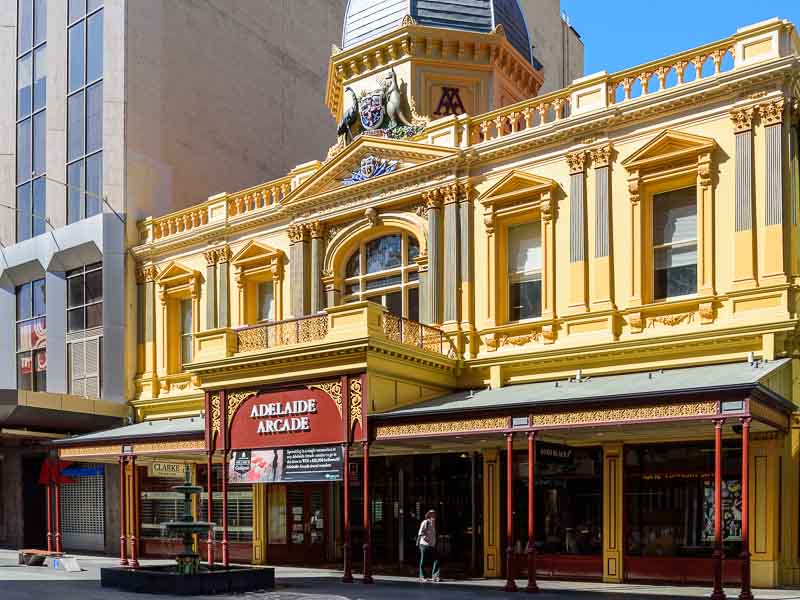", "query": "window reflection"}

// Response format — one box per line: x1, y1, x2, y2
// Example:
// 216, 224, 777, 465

365, 234, 402, 273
